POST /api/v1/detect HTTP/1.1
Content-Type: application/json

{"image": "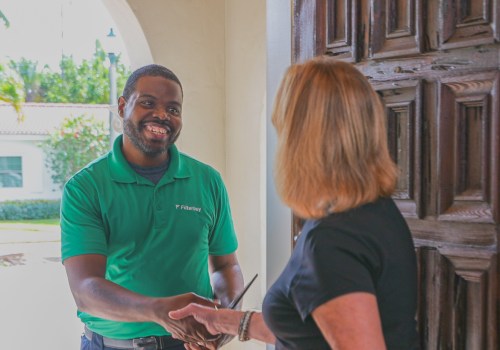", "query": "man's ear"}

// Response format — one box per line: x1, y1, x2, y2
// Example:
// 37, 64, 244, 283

117, 96, 126, 117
